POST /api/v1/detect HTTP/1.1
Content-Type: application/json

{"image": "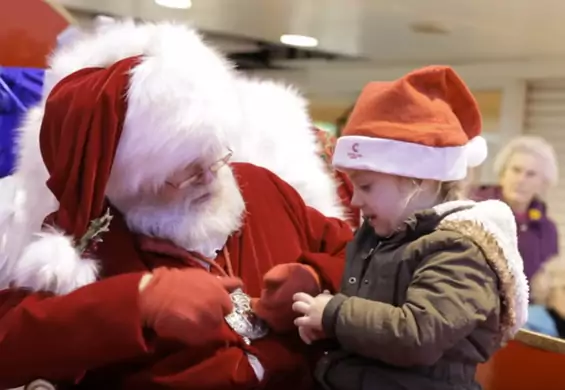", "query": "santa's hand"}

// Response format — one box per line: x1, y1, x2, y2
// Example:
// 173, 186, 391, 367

139, 267, 243, 345
253, 263, 321, 333
292, 291, 333, 331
